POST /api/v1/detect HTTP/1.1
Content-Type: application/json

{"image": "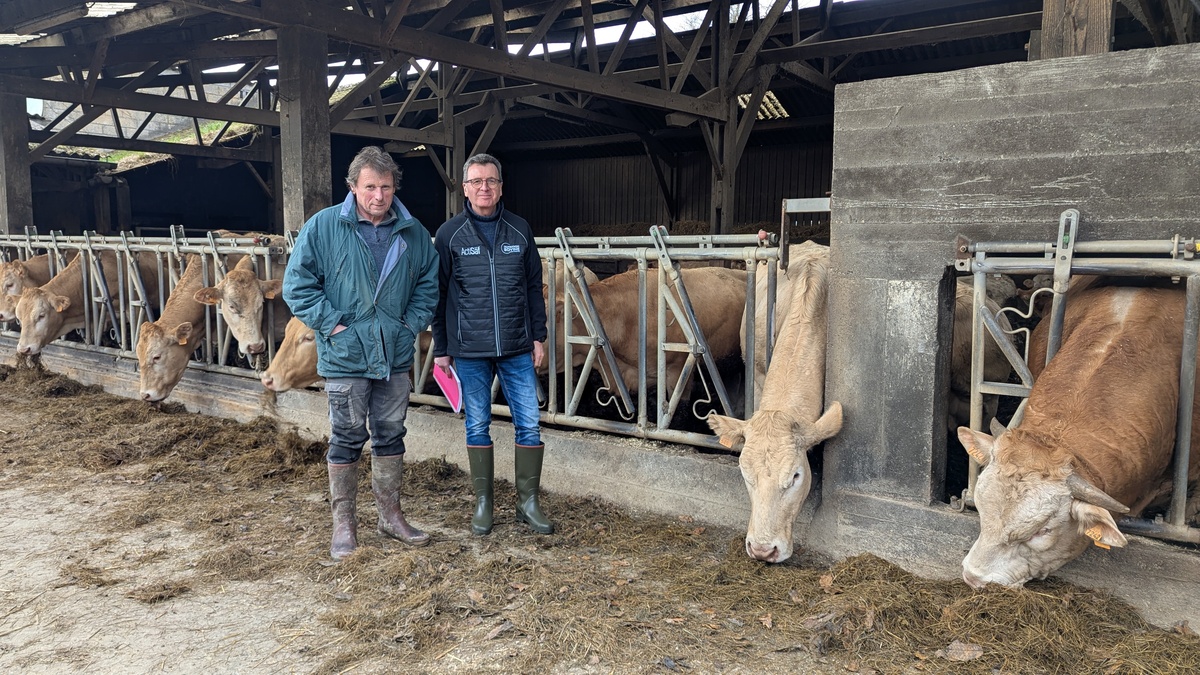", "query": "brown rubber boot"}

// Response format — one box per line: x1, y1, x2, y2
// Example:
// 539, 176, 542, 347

327, 461, 359, 561
514, 443, 554, 534
371, 454, 431, 546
